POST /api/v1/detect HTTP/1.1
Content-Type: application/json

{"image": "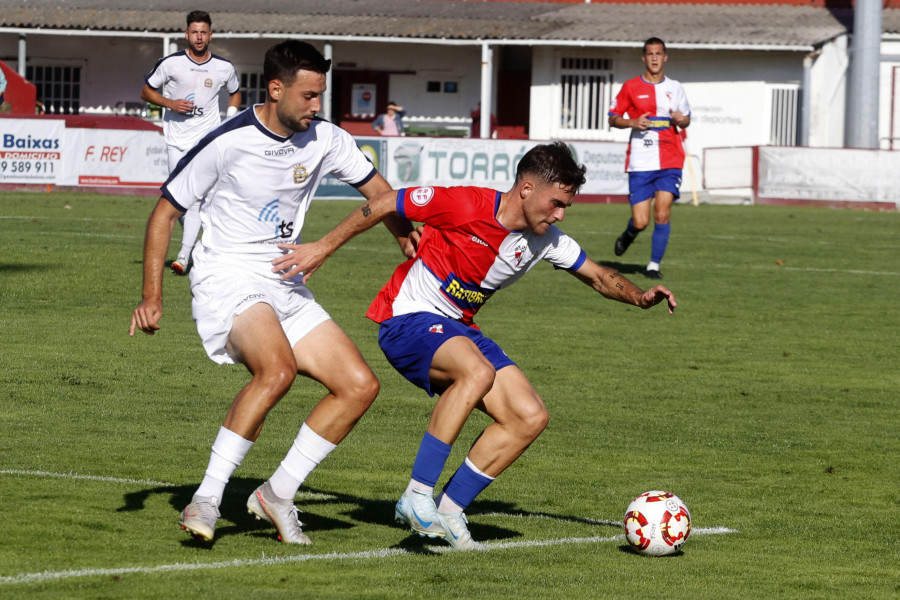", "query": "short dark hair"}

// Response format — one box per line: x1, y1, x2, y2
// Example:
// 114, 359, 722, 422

186, 10, 211, 28
263, 40, 331, 89
643, 37, 667, 53
515, 142, 586, 194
